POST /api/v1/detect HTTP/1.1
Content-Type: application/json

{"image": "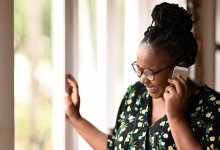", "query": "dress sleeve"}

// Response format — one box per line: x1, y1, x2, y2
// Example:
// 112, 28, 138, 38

106, 82, 143, 149
106, 88, 128, 149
